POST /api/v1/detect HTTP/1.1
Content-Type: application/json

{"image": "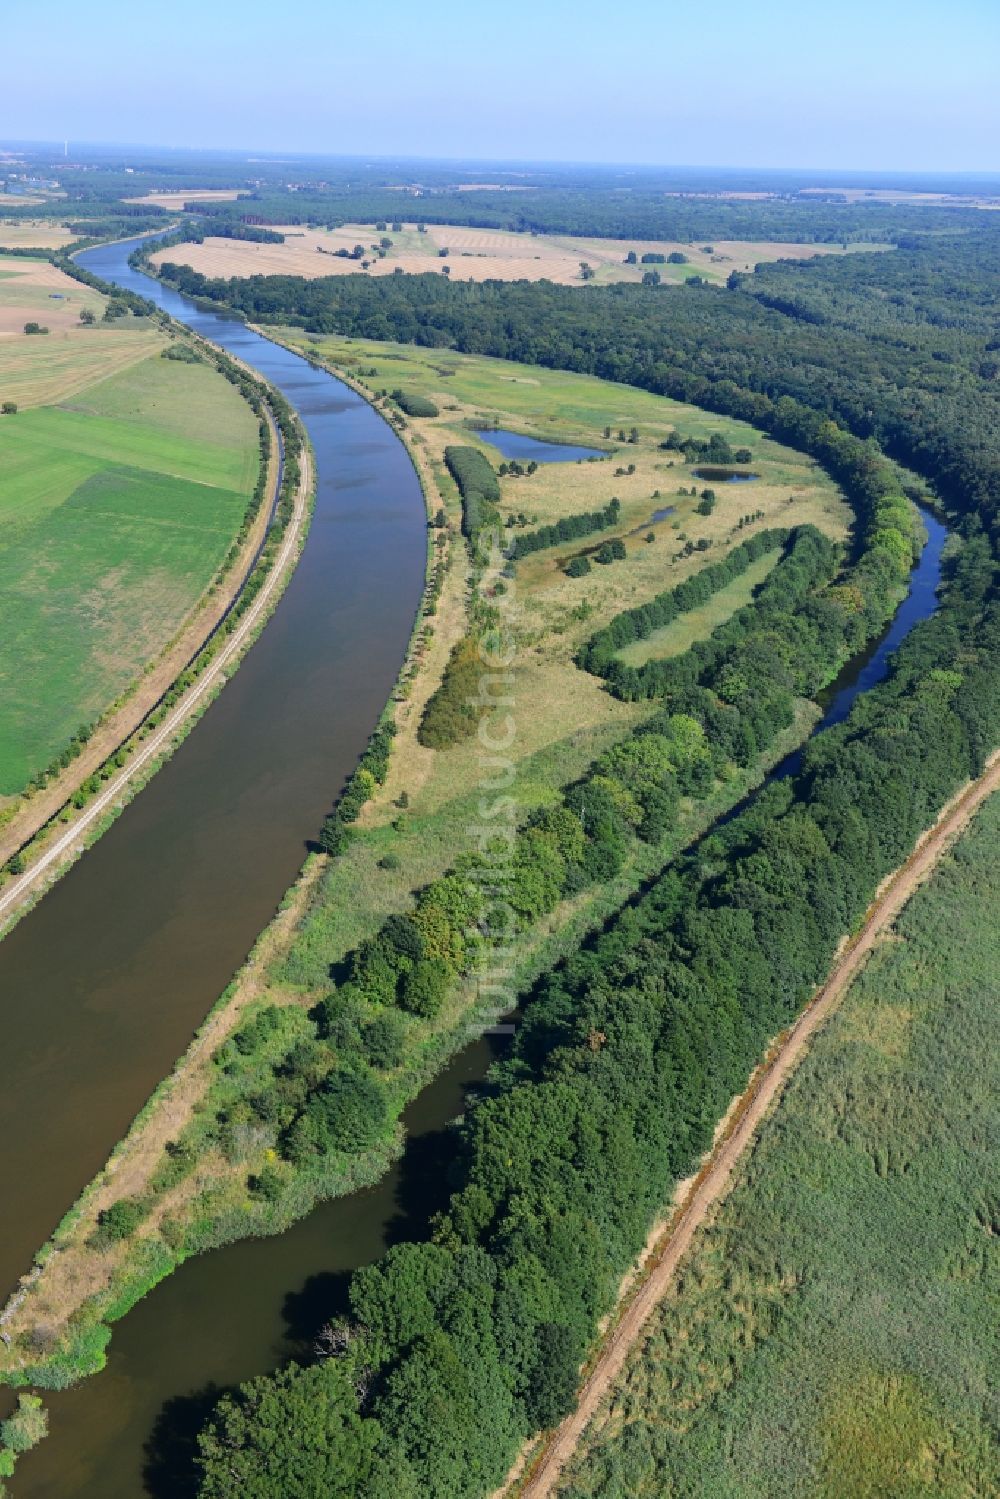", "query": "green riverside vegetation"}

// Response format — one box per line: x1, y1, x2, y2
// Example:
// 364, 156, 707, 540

5, 181, 999, 1494
145, 211, 1000, 1497
559, 791, 1000, 1498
